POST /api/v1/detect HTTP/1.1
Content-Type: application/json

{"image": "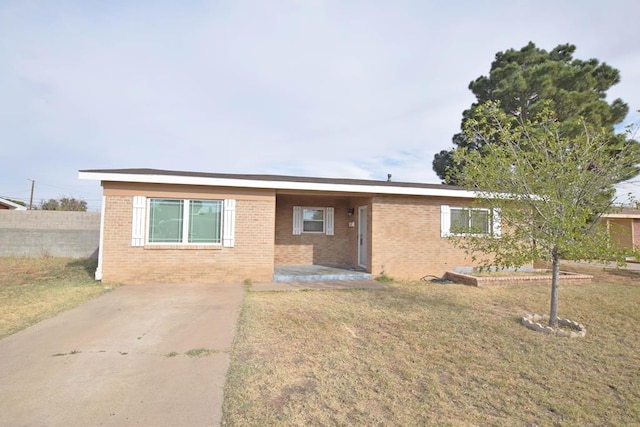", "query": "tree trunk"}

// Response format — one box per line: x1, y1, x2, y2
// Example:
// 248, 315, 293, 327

549, 247, 560, 327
